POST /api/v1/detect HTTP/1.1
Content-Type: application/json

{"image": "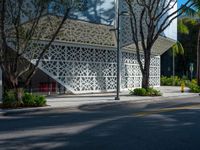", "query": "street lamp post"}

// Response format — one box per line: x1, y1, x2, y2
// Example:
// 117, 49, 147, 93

109, 1, 129, 101
112, 5, 129, 100
115, 6, 121, 100
173, 48, 175, 85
